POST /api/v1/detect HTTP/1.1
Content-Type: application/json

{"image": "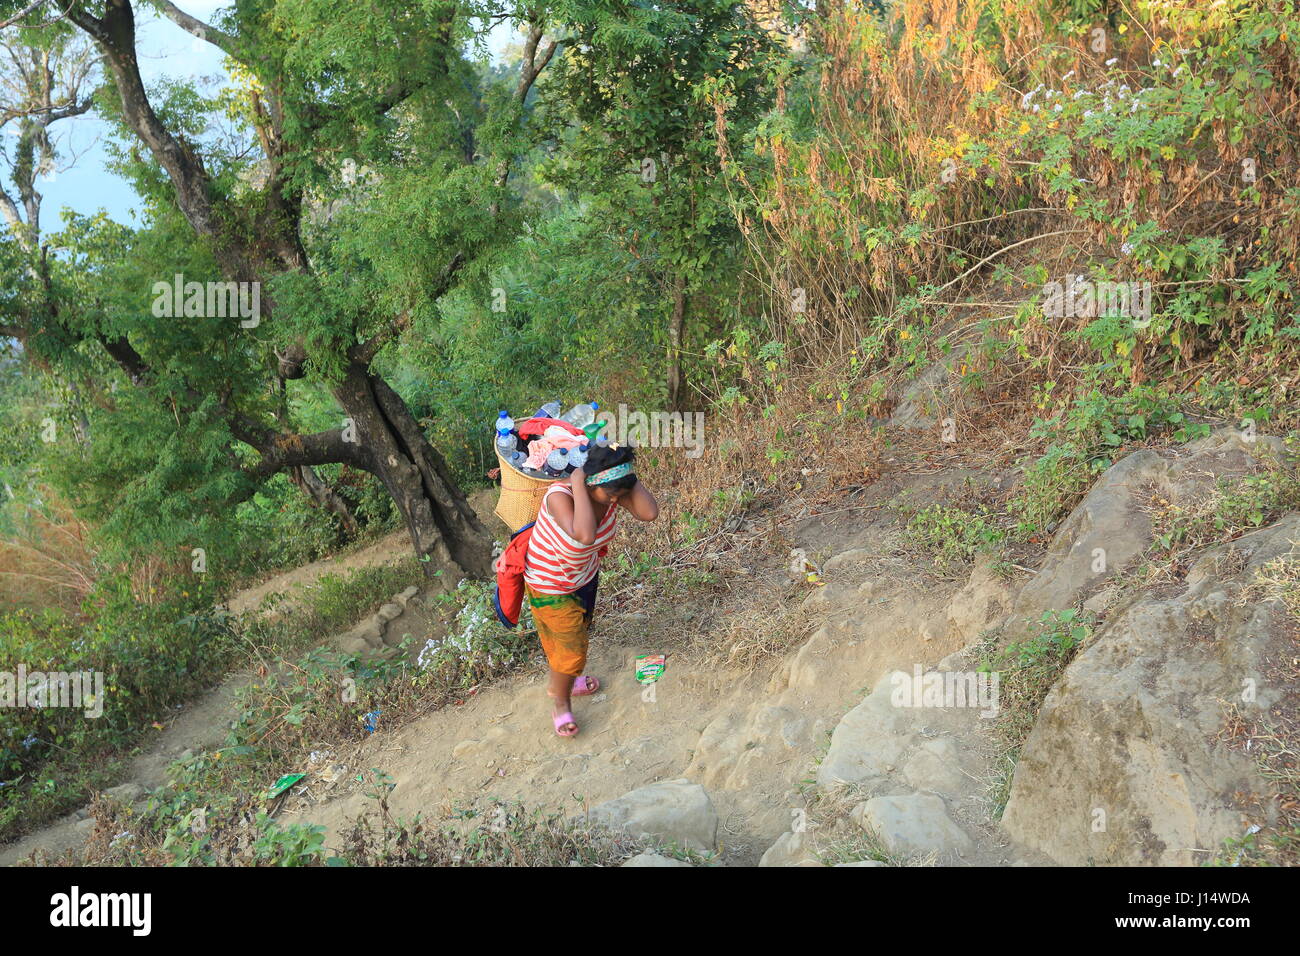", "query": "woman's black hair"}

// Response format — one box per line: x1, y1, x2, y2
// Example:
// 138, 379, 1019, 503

583, 443, 637, 493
